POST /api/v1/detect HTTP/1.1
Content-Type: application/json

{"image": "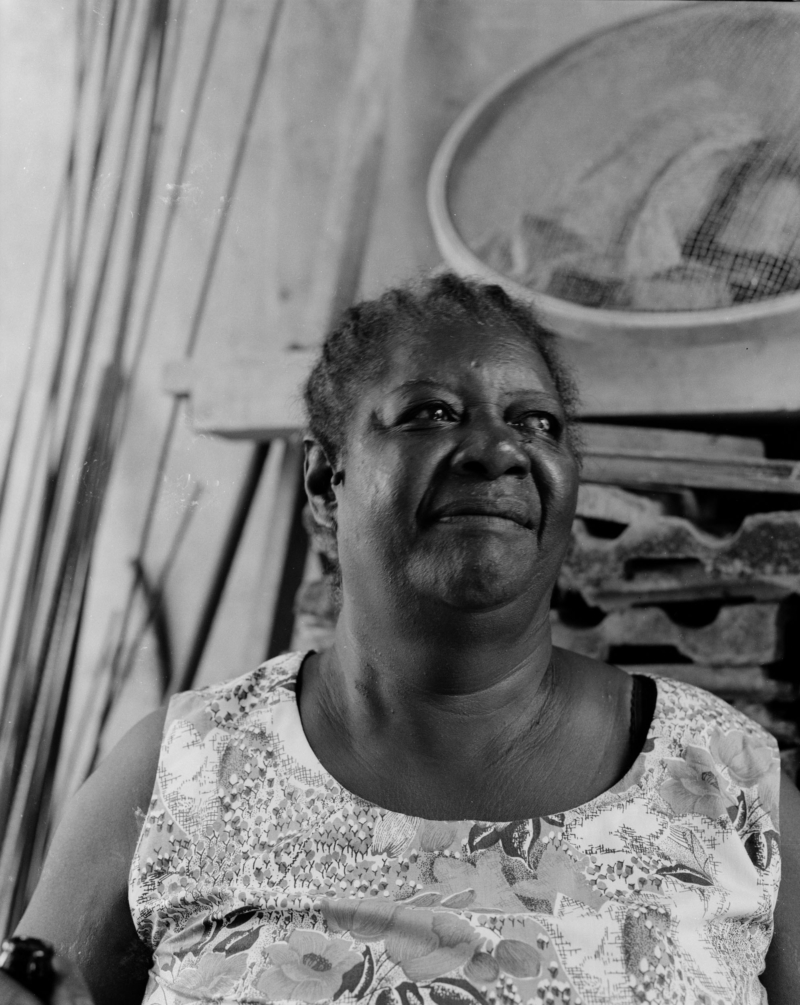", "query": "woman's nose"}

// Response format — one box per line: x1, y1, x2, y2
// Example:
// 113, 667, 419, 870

450, 419, 531, 480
